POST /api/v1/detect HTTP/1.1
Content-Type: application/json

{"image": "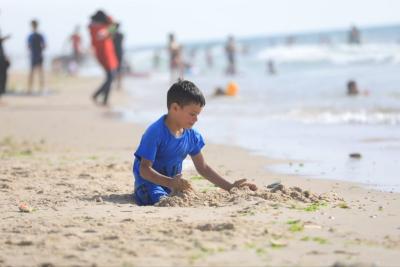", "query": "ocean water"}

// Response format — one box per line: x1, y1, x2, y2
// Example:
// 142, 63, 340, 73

117, 25, 400, 192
